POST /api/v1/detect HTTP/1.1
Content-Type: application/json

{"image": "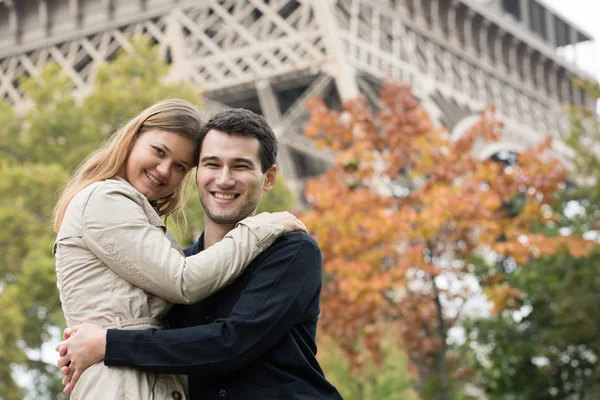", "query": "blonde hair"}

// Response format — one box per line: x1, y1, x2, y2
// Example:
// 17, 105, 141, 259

53, 99, 204, 231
